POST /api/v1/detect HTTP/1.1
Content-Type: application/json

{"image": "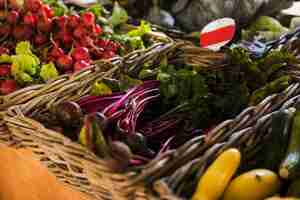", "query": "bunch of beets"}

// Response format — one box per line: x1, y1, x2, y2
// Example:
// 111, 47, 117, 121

0, 0, 120, 94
